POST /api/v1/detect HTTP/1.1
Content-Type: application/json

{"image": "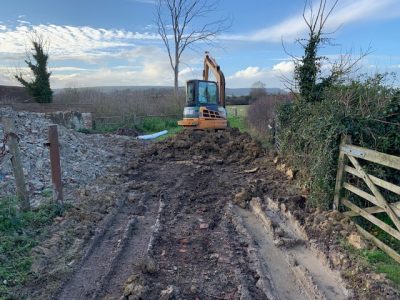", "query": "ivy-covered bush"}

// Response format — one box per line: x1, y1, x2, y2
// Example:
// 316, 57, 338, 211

276, 73, 400, 209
